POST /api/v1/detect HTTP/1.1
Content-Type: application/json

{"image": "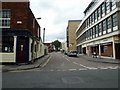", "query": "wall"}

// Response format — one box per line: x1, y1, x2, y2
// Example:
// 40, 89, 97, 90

68, 21, 81, 51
